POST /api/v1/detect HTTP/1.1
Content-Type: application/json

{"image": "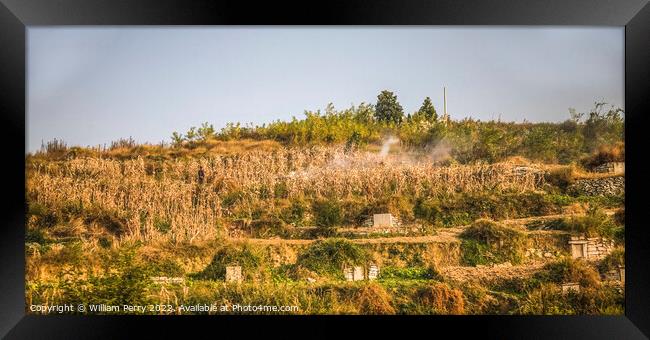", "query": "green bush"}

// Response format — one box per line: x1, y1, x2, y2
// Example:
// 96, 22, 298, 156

54, 245, 154, 310
297, 238, 369, 277
414, 198, 441, 225
553, 206, 621, 239
460, 239, 494, 266
312, 199, 343, 228
193, 242, 266, 281
379, 266, 437, 280
419, 192, 563, 227
83, 206, 127, 236
153, 216, 172, 234
535, 258, 601, 289
221, 190, 244, 208
598, 249, 624, 275
281, 198, 309, 226
151, 258, 185, 277
98, 236, 112, 249
26, 227, 51, 245
518, 282, 623, 315
460, 219, 528, 265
